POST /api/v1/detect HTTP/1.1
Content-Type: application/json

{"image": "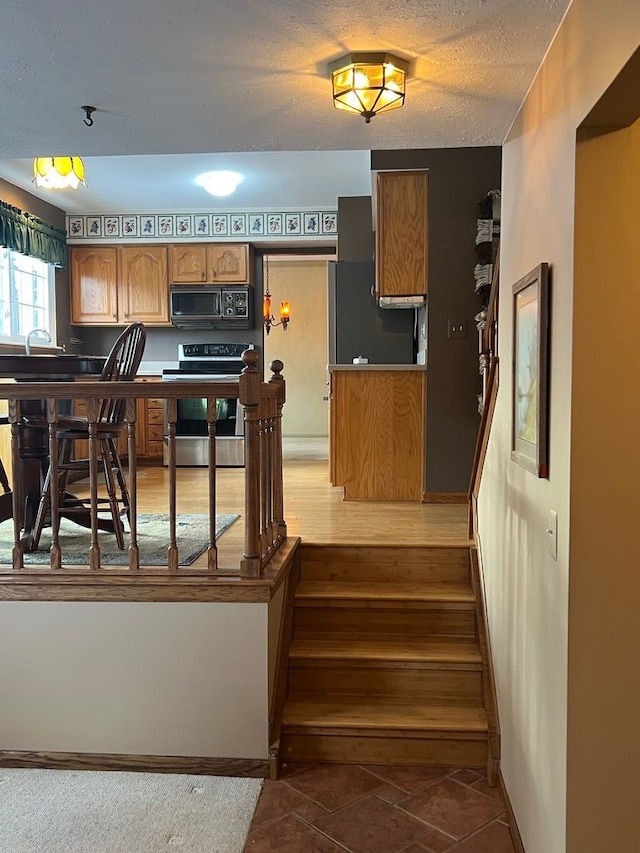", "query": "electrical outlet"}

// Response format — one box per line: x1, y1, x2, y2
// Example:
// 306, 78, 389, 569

447, 319, 466, 339
547, 509, 558, 560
